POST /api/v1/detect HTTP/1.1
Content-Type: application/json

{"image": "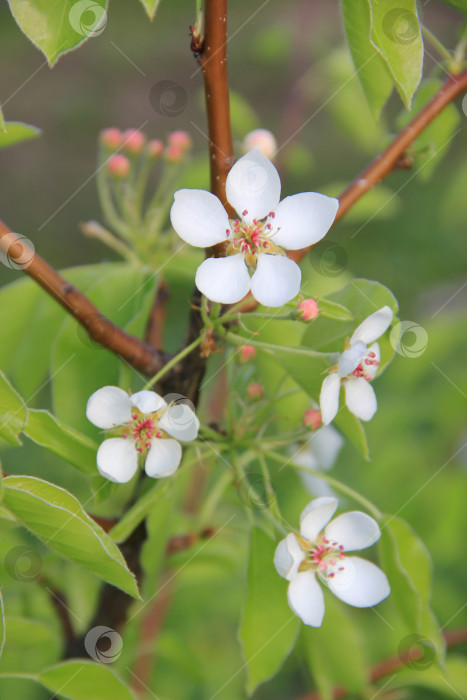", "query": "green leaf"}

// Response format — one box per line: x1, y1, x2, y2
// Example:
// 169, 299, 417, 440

378, 515, 431, 631
240, 527, 299, 694
38, 661, 136, 700
387, 656, 467, 698
334, 406, 369, 460
51, 265, 157, 435
318, 298, 354, 321
442, 0, 467, 13
0, 122, 41, 150
2, 475, 140, 599
138, 0, 162, 20
0, 593, 4, 661
302, 594, 368, 700
7, 0, 109, 66
396, 79, 461, 179
340, 0, 394, 118
0, 617, 61, 671
369, 0, 424, 108
0, 372, 27, 446
23, 409, 98, 475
